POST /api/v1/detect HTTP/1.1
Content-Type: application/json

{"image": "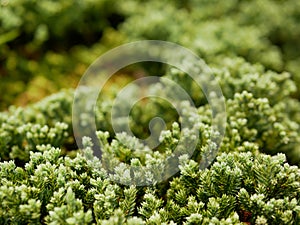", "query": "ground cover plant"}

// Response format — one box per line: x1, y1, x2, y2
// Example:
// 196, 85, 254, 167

0, 0, 300, 224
